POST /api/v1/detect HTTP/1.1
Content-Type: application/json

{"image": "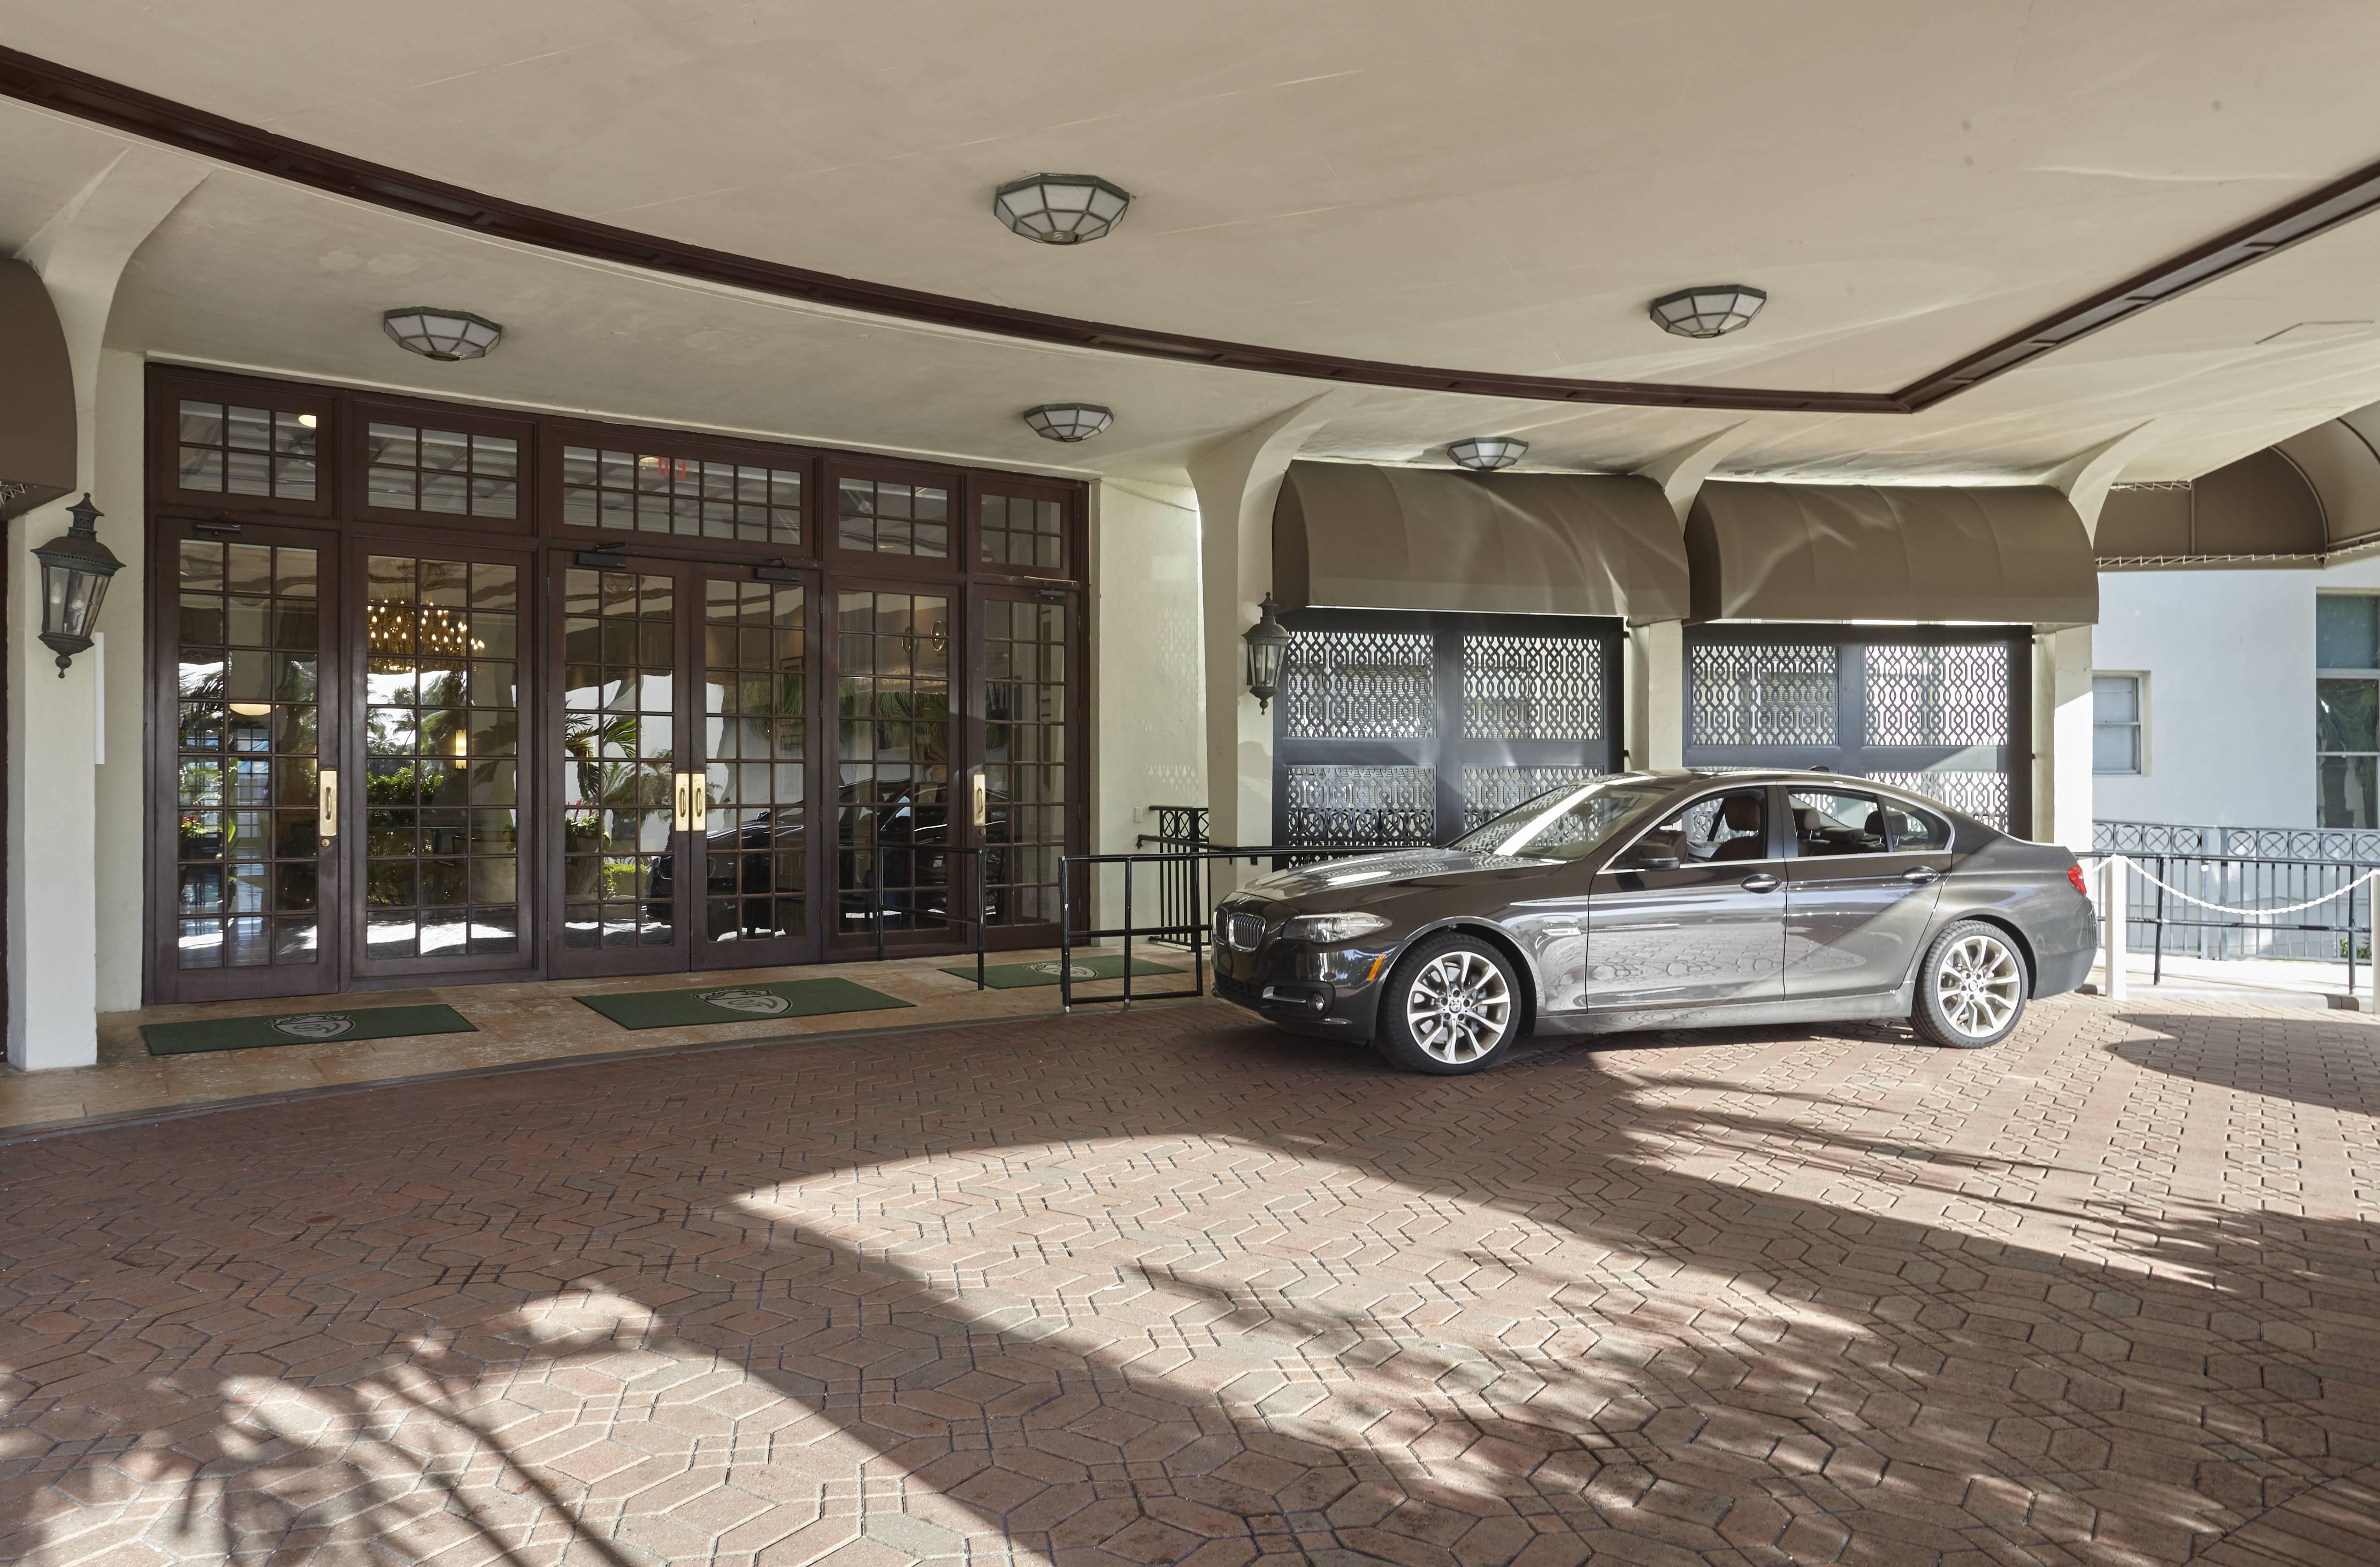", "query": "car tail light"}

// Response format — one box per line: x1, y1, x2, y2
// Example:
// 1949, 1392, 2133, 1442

2066, 863, 2089, 897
